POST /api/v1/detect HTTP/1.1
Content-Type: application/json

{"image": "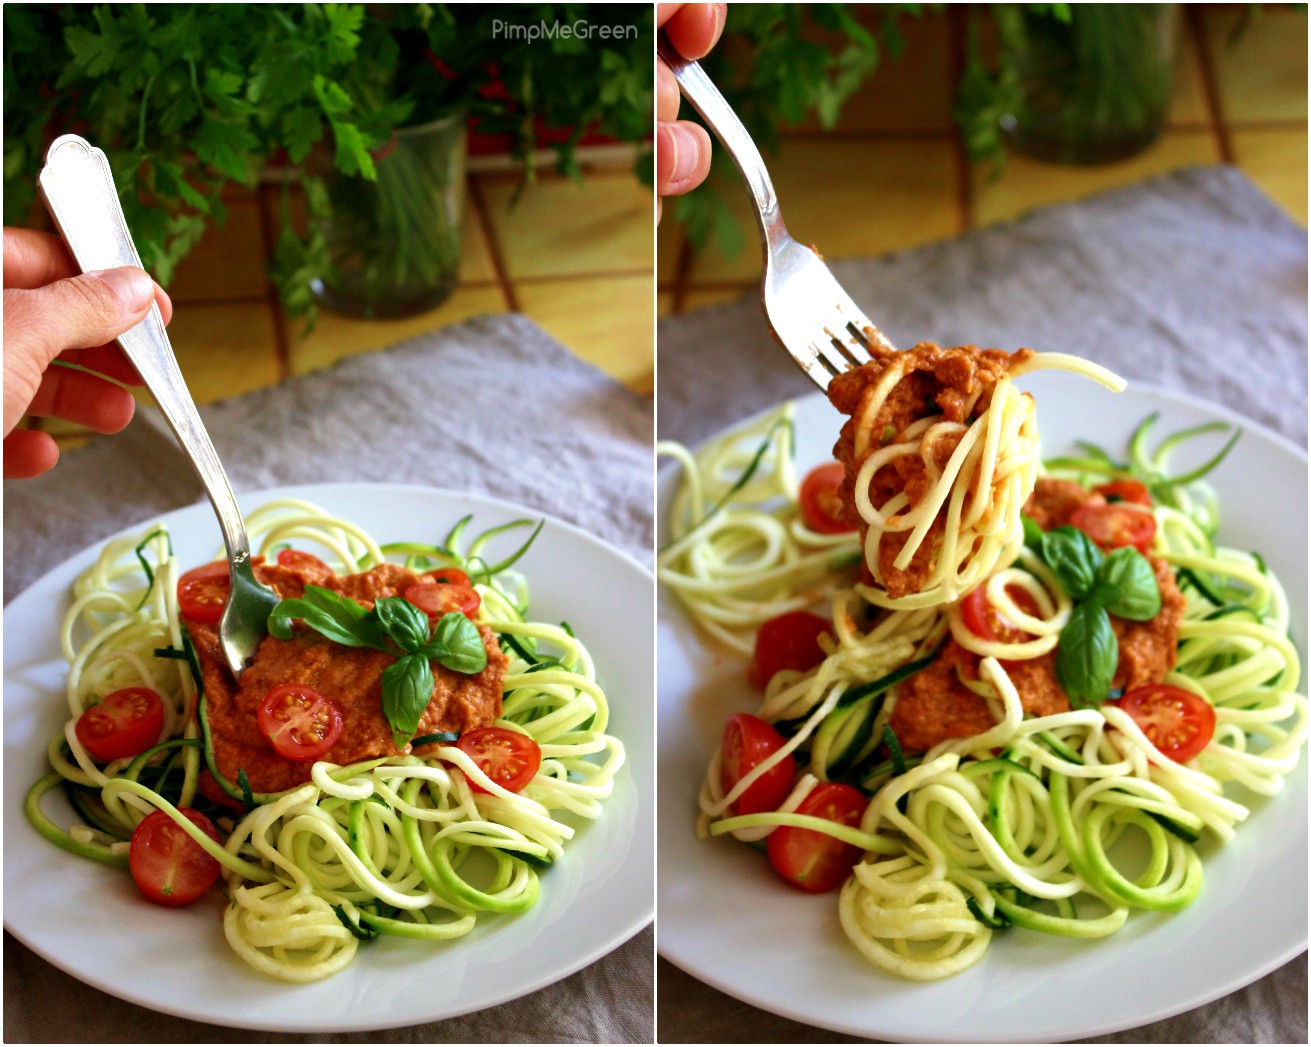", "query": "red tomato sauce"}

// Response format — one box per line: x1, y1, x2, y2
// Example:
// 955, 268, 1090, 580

183, 558, 507, 794
827, 342, 1034, 599
888, 479, 1186, 753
